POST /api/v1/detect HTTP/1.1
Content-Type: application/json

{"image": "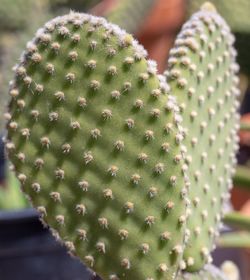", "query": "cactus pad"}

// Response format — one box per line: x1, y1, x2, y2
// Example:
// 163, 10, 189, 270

187, 0, 250, 75
177, 265, 228, 280
166, 3, 239, 272
6, 12, 188, 280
